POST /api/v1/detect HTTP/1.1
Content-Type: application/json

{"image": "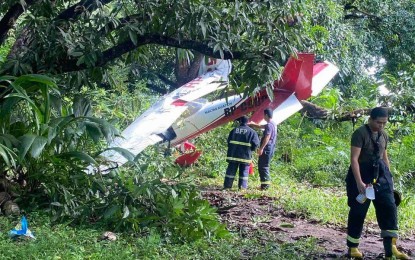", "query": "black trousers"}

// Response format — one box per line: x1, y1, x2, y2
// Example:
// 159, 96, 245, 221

258, 147, 274, 188
346, 176, 398, 247
224, 162, 249, 189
